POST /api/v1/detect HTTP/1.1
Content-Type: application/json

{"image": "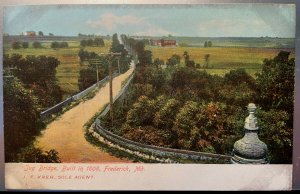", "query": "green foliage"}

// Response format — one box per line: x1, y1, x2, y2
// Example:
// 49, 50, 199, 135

78, 33, 130, 91
32, 41, 42, 48
3, 77, 42, 161
204, 41, 212, 47
257, 108, 292, 163
166, 54, 181, 67
78, 68, 97, 90
153, 58, 164, 68
110, 33, 131, 73
4, 54, 63, 108
173, 101, 199, 149
16, 146, 61, 163
22, 42, 29, 49
183, 51, 195, 68
256, 51, 294, 126
129, 83, 155, 101
123, 126, 170, 147
154, 98, 181, 129
12, 41, 21, 49
135, 66, 166, 90
224, 68, 256, 88
104, 47, 294, 163
204, 54, 210, 68
179, 42, 188, 47
126, 96, 156, 126
208, 41, 212, 47
80, 38, 105, 47
51, 41, 69, 49
219, 69, 257, 107
78, 49, 98, 62
170, 67, 216, 101
139, 50, 153, 66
